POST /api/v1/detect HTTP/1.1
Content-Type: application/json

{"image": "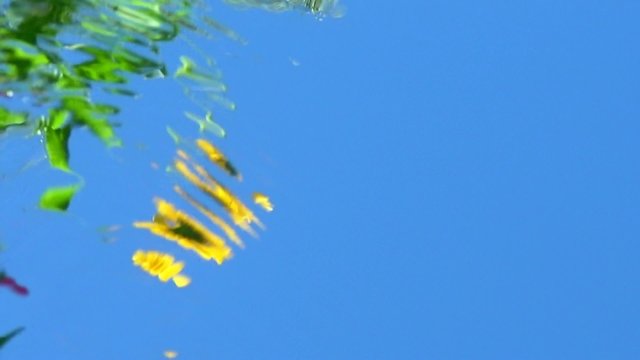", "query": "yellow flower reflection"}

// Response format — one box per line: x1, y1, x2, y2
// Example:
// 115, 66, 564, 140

174, 185, 245, 248
196, 138, 241, 179
132, 250, 191, 288
134, 198, 233, 264
253, 192, 274, 212
174, 151, 263, 236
